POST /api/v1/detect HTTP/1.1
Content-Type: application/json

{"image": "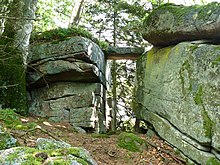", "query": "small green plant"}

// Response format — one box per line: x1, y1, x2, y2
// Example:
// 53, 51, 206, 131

117, 132, 148, 152
0, 109, 20, 126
